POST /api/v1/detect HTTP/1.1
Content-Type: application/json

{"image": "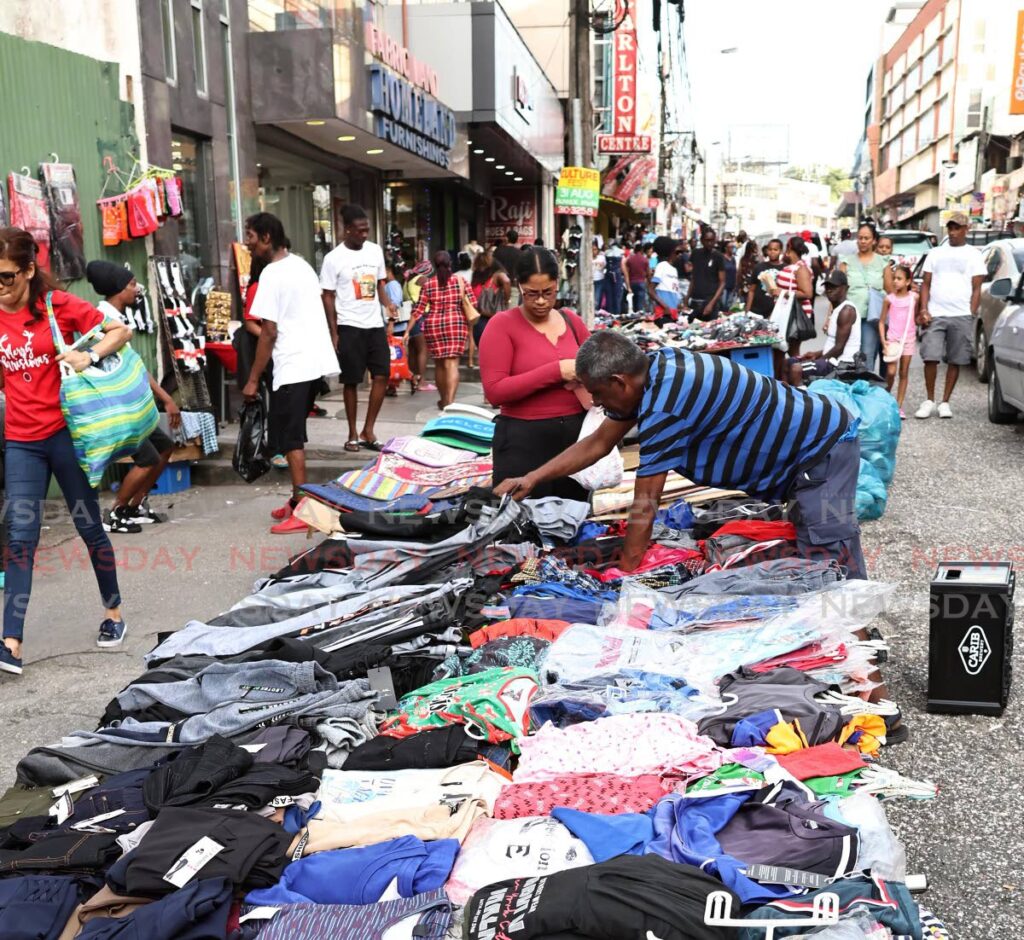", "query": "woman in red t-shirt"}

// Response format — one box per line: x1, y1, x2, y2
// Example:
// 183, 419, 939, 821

478, 247, 591, 501
0, 228, 133, 674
